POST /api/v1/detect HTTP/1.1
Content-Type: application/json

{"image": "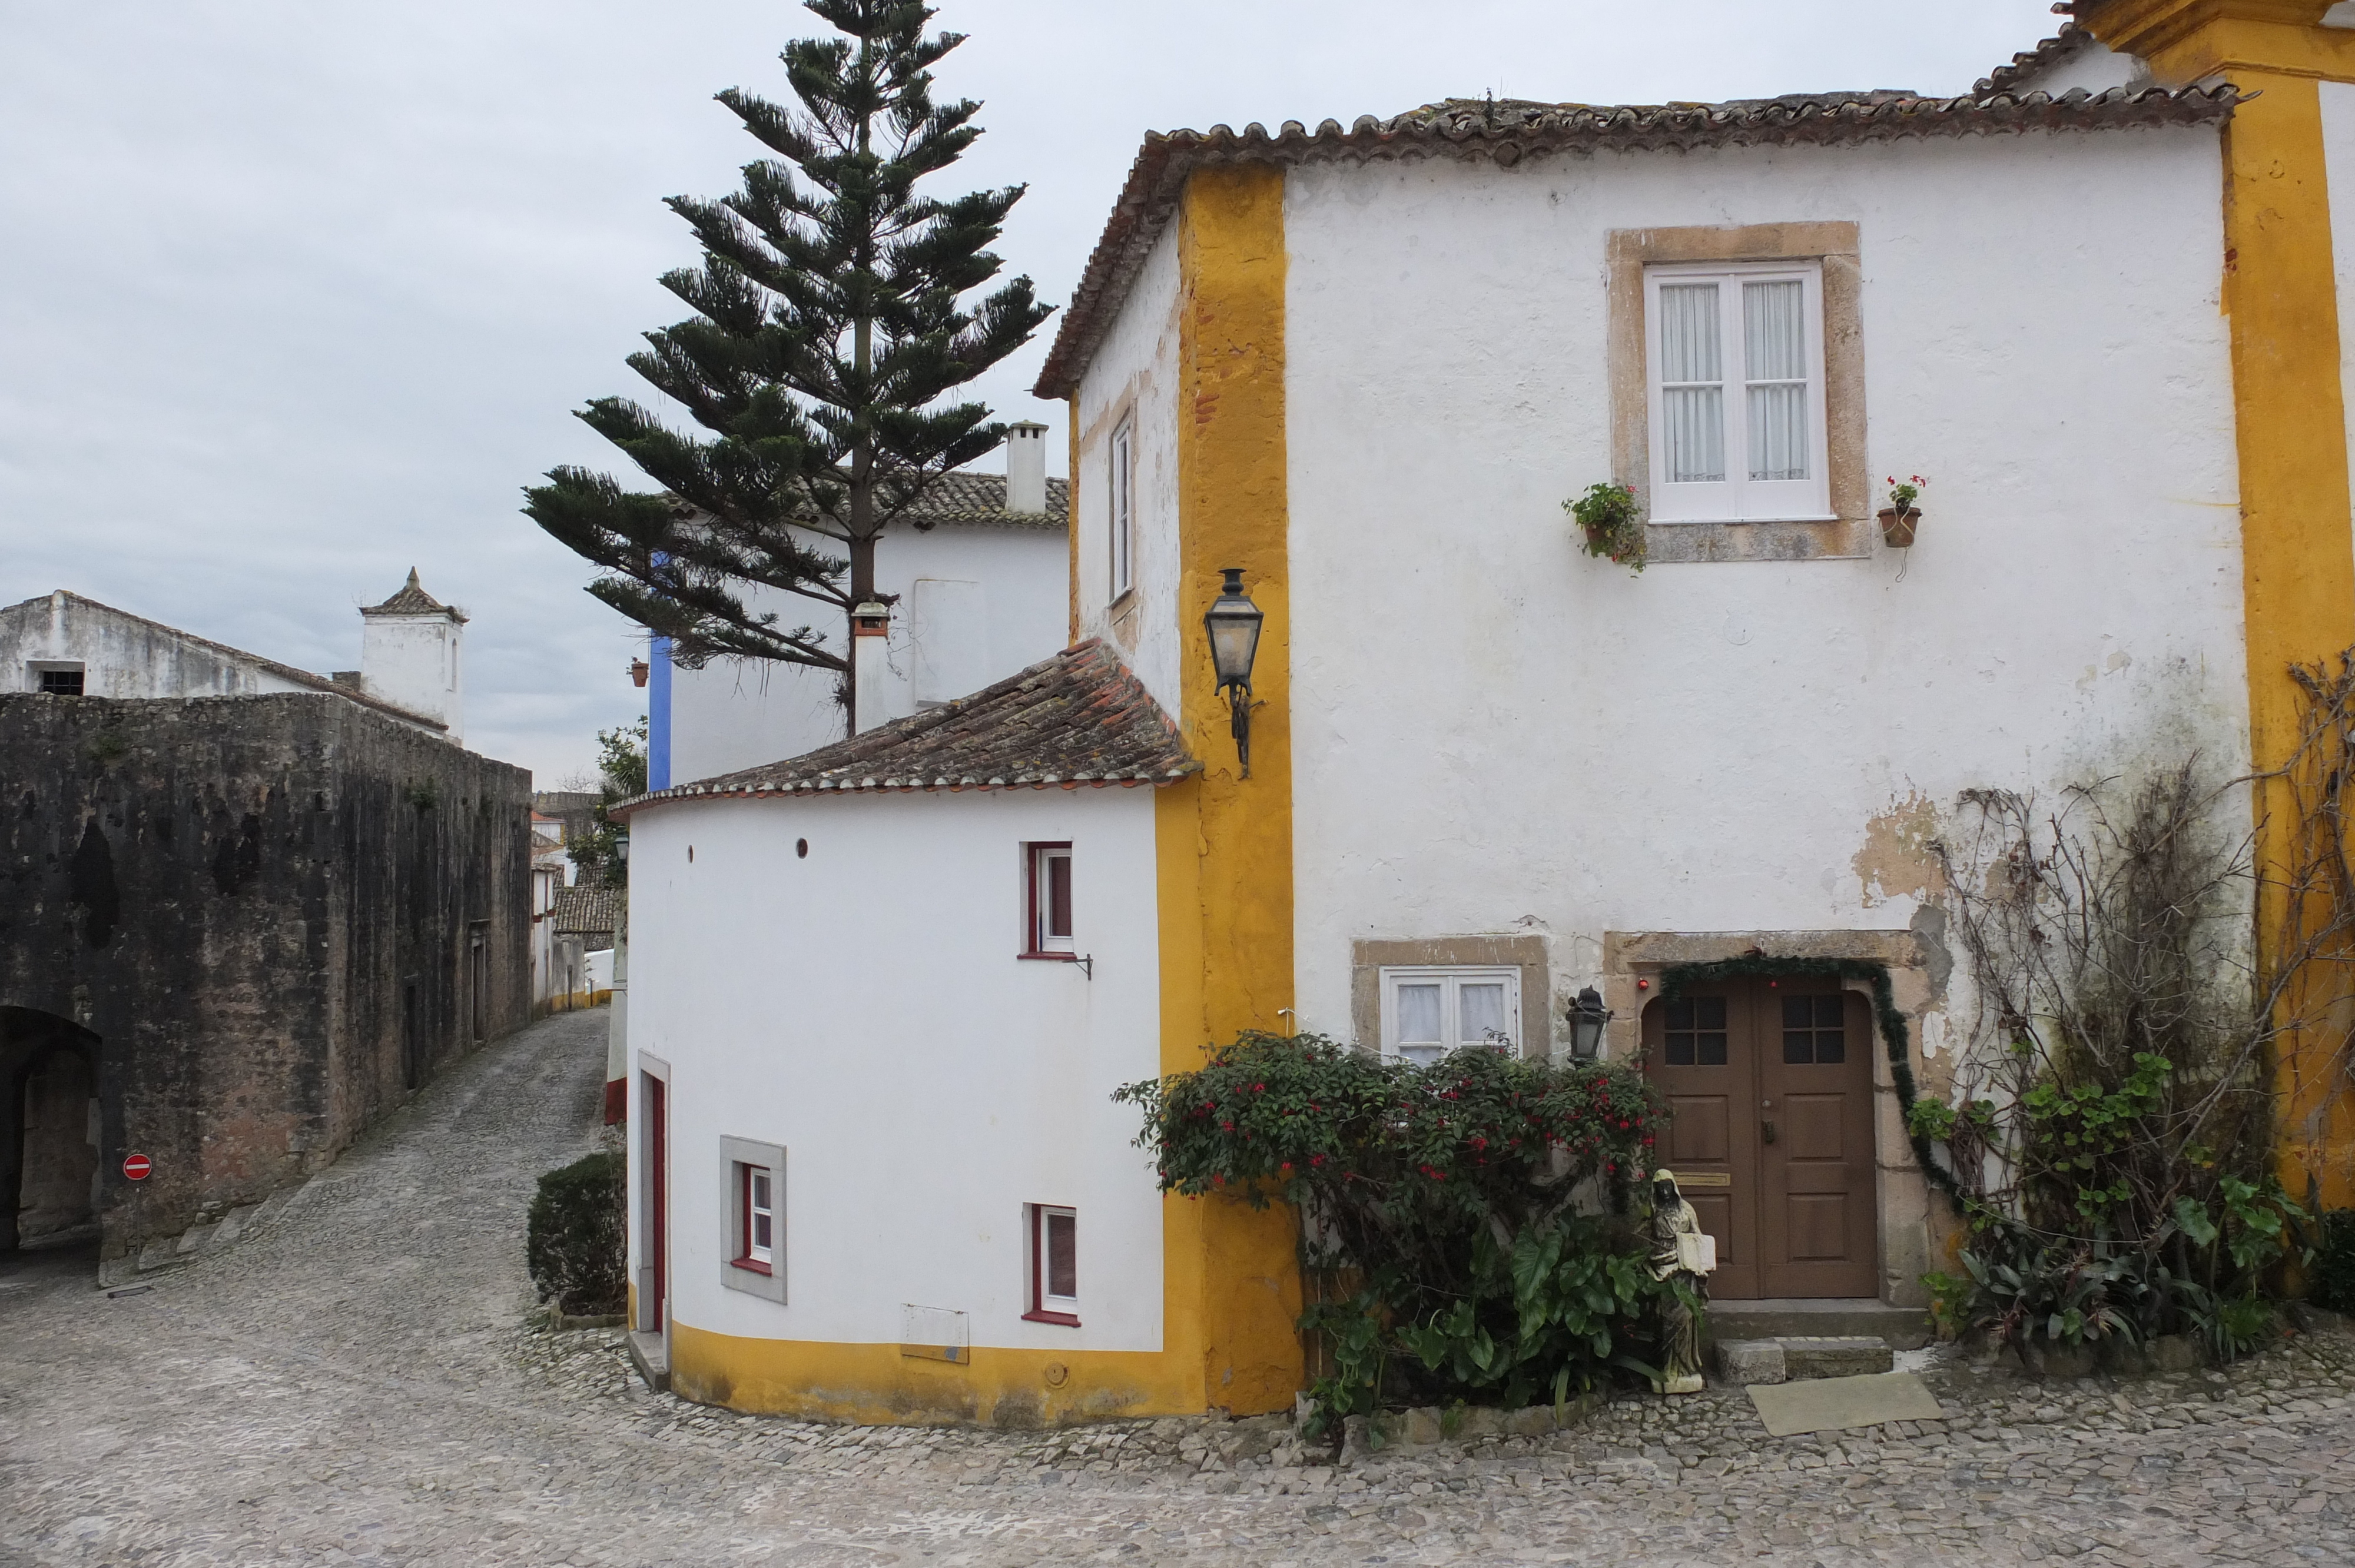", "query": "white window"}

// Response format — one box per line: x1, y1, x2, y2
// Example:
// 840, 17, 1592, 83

1026, 1204, 1079, 1323
1644, 261, 1829, 523
719, 1136, 787, 1303
1379, 967, 1523, 1065
1109, 419, 1135, 600
1024, 842, 1073, 956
